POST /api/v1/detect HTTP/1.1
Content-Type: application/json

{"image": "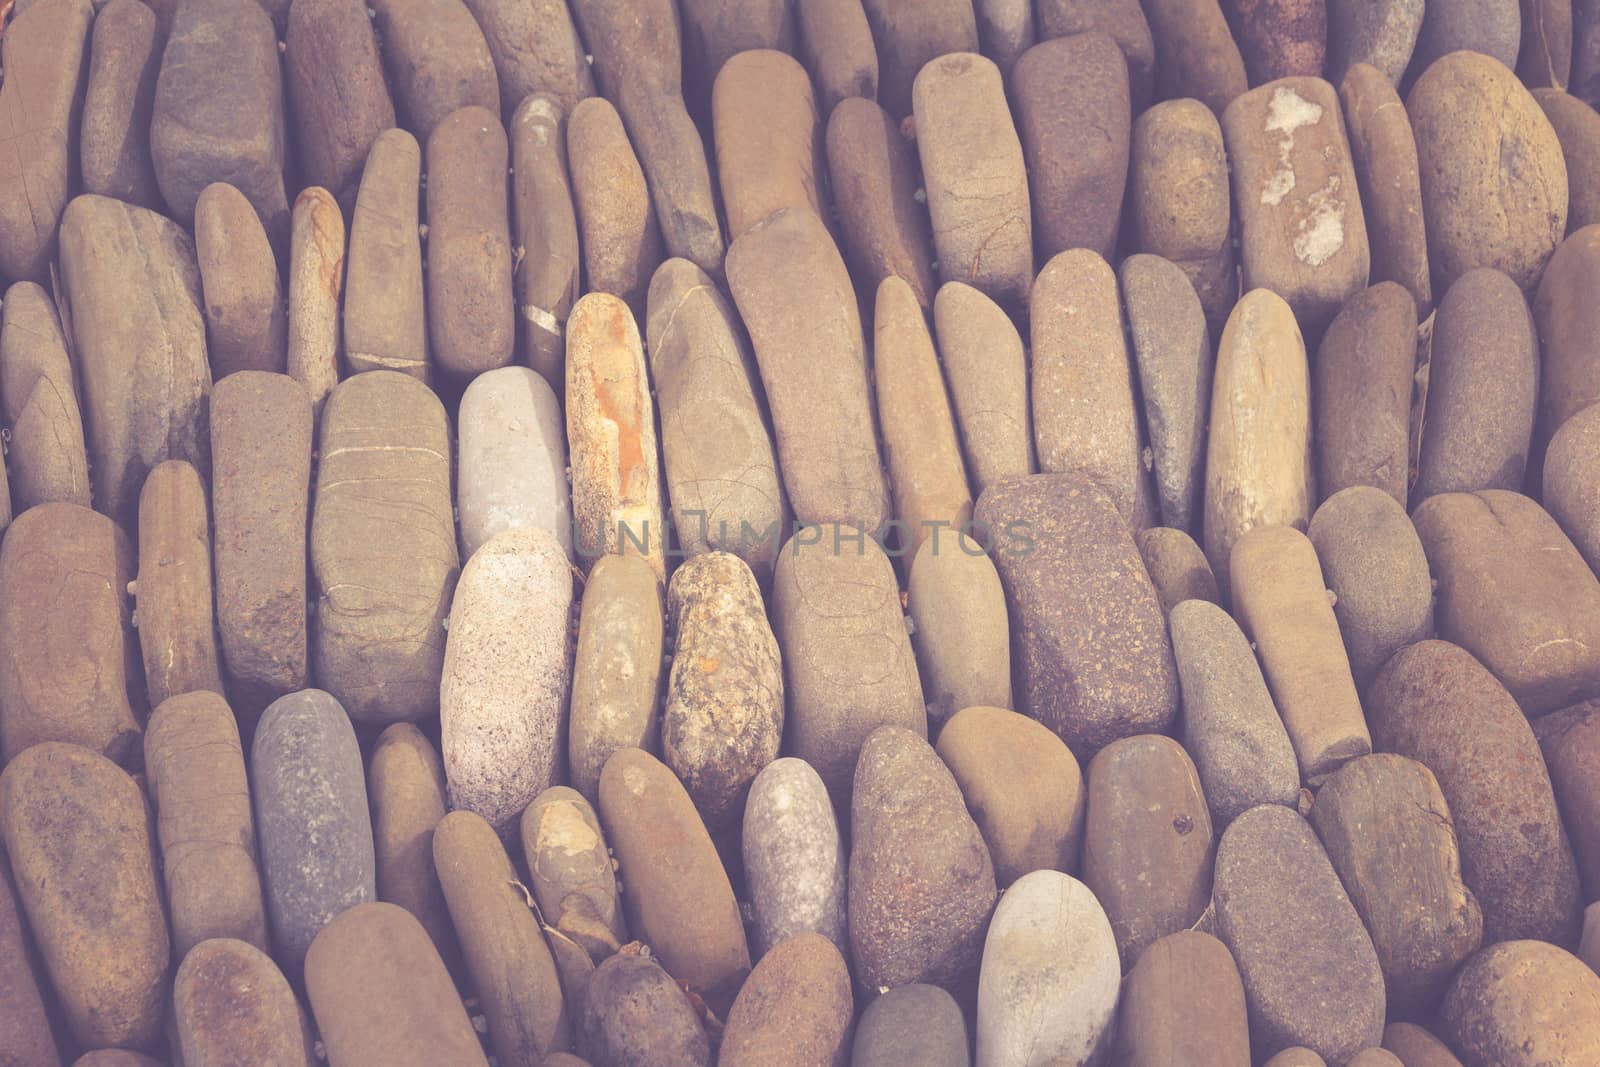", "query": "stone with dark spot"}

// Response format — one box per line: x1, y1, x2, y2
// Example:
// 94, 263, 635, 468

1313, 283, 1417, 506
796, 0, 878, 113
510, 95, 579, 385
1227, 0, 1328, 82
173, 938, 313, 1066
